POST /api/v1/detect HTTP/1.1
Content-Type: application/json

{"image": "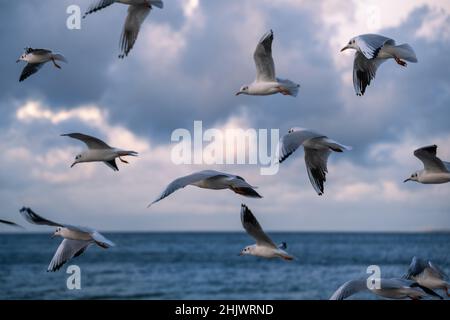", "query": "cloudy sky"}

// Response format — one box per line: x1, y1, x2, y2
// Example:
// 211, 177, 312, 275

0, 0, 449, 232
